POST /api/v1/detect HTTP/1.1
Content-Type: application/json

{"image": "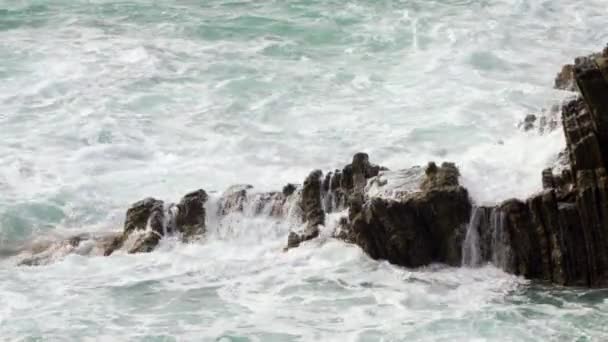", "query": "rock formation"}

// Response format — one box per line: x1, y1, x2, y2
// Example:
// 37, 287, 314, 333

104, 189, 208, 256
285, 153, 385, 249
347, 162, 471, 267
463, 48, 608, 287
14, 44, 608, 289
